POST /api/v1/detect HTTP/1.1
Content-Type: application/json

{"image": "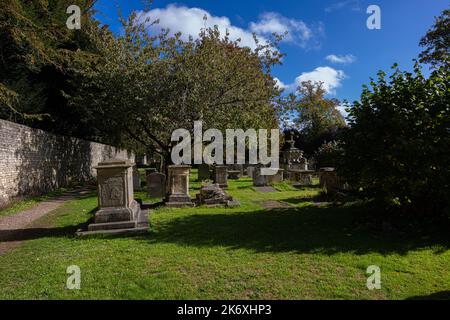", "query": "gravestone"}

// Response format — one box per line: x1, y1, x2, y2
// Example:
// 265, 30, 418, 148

268, 169, 284, 184
196, 183, 239, 207
228, 164, 244, 177
147, 172, 166, 198
246, 166, 255, 178
214, 165, 228, 189
80, 159, 148, 235
198, 164, 211, 181
253, 167, 268, 187
228, 170, 241, 180
165, 165, 194, 207
132, 166, 141, 191
319, 167, 344, 194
